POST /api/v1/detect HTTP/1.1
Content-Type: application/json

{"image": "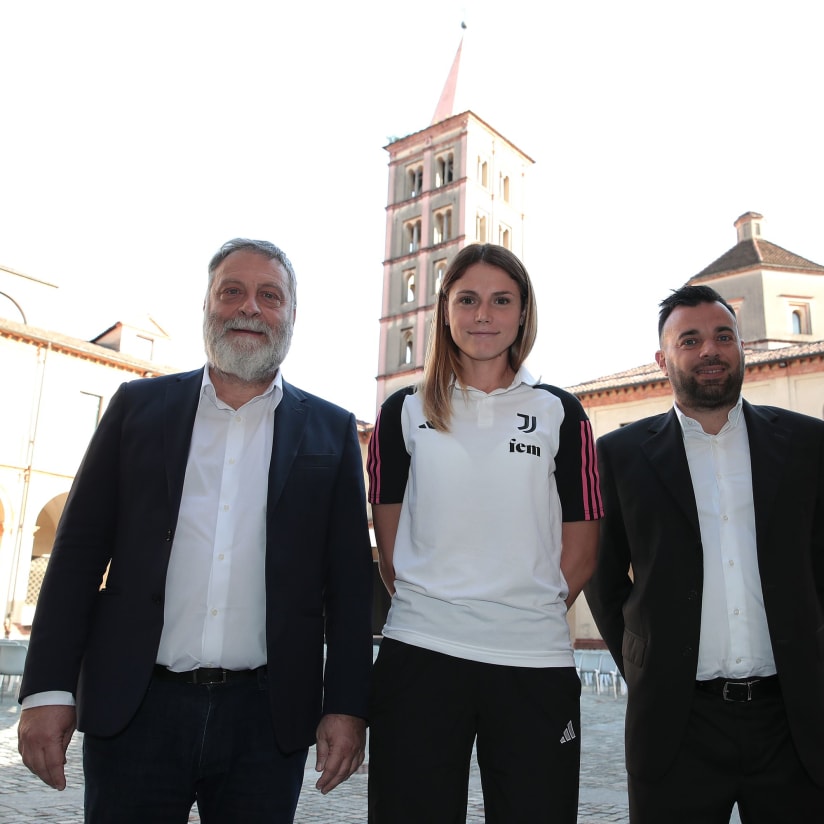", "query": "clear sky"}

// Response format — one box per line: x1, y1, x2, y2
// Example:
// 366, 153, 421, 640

2, 0, 822, 422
